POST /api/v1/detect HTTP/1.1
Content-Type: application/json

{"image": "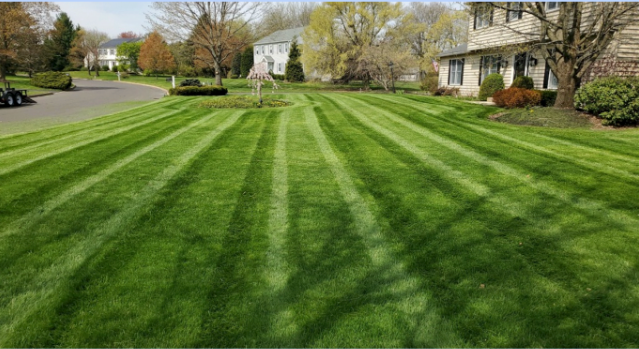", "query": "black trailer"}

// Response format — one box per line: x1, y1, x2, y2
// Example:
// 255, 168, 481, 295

0, 82, 37, 107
